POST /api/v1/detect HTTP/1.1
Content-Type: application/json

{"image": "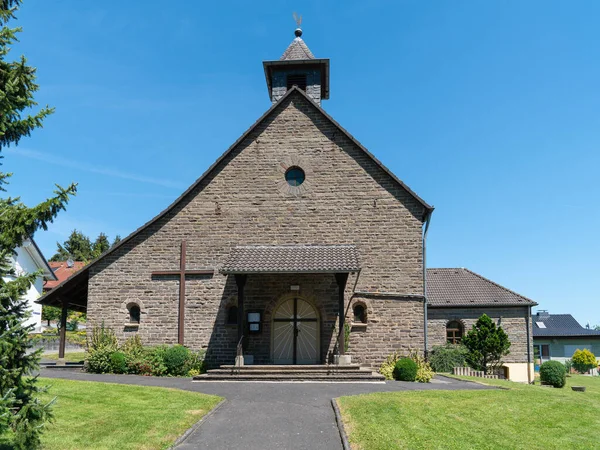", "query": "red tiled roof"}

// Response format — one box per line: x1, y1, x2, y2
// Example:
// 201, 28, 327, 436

43, 261, 86, 291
